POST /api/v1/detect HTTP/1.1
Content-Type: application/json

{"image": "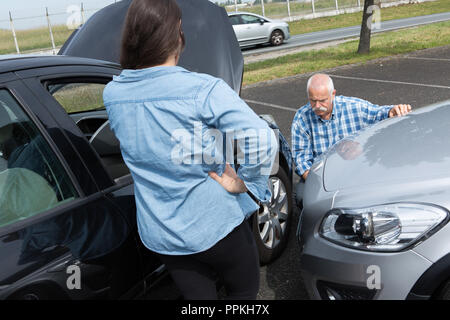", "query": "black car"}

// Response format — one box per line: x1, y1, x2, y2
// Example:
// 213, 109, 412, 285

0, 0, 294, 300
